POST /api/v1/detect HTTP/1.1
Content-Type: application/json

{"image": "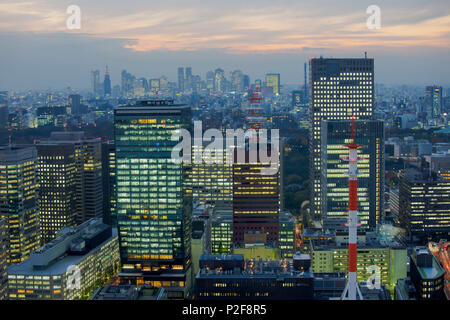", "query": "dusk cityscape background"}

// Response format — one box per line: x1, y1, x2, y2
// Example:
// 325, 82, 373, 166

0, 0, 449, 304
